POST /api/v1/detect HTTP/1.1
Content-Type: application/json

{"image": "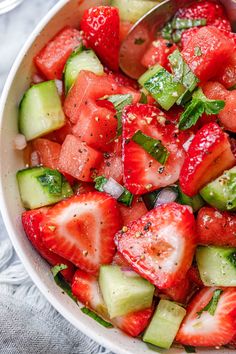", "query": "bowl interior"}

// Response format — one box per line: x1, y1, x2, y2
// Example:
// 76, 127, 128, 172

0, 0, 234, 353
